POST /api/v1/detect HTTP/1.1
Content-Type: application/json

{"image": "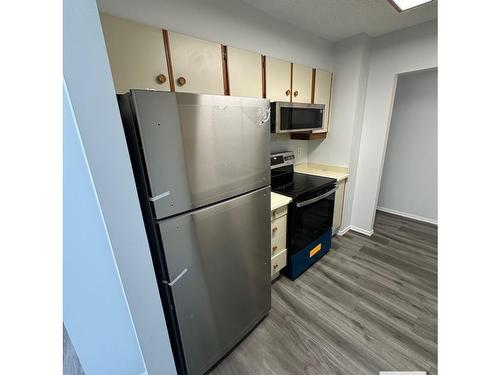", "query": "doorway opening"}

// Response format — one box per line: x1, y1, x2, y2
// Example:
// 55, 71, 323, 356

377, 68, 438, 225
